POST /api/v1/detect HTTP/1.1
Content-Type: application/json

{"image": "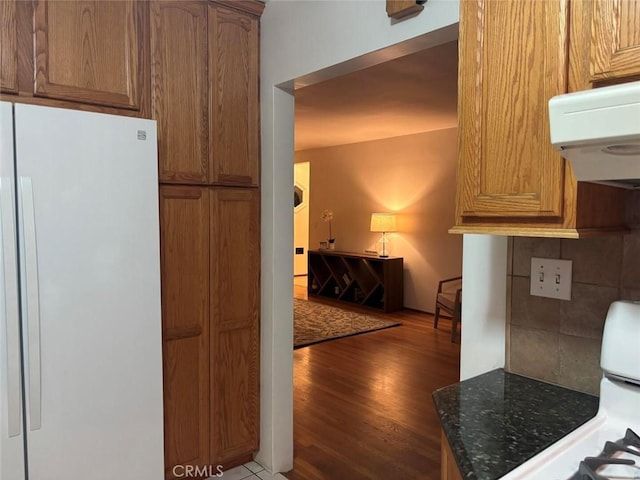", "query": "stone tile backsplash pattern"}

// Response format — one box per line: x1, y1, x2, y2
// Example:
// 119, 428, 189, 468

507, 192, 640, 395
